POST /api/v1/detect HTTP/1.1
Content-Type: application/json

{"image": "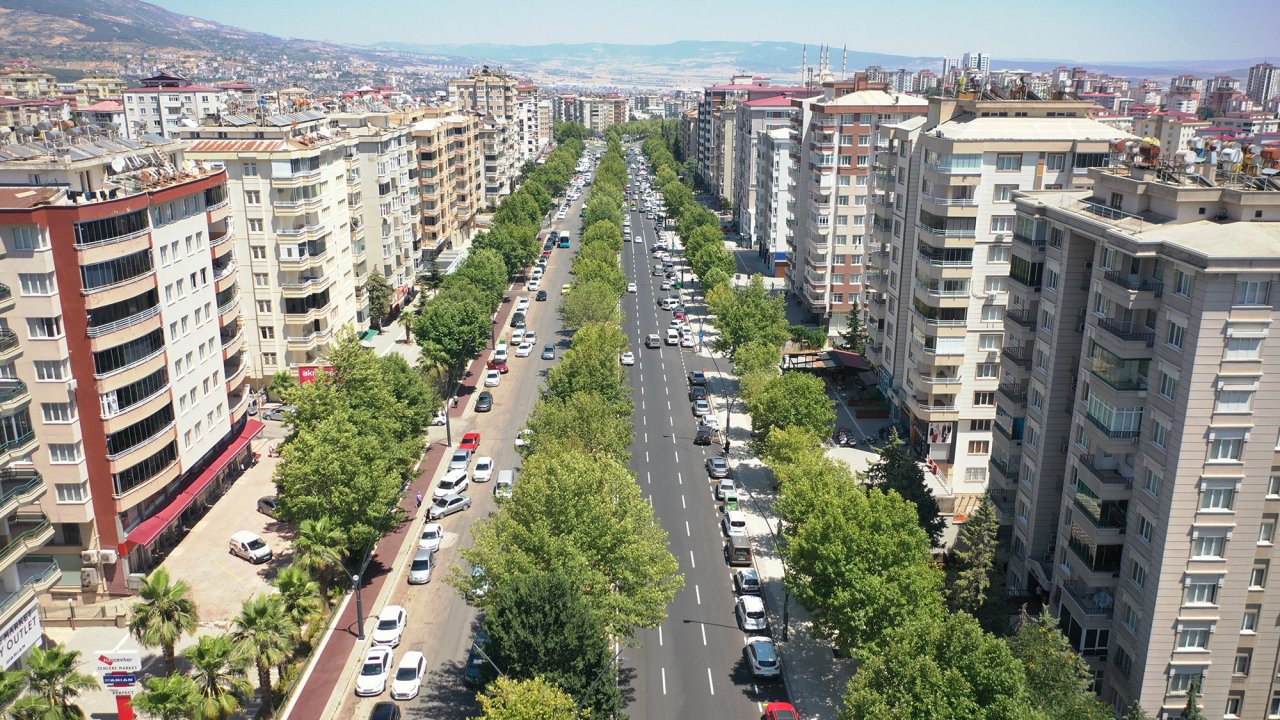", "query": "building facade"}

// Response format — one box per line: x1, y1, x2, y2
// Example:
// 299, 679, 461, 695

731, 93, 811, 248
1000, 164, 1280, 719
753, 127, 795, 277
412, 111, 481, 258
122, 73, 228, 140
